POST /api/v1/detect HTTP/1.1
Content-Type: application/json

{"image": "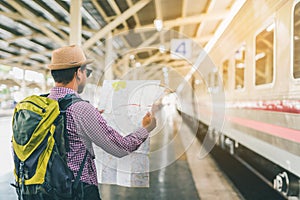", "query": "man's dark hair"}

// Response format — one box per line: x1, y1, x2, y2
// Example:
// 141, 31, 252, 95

51, 67, 80, 84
